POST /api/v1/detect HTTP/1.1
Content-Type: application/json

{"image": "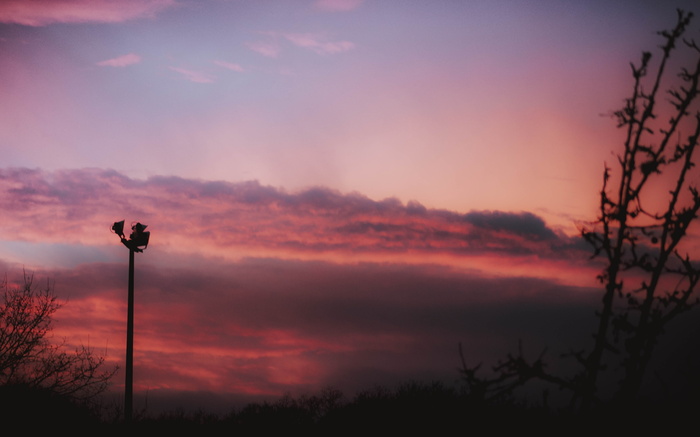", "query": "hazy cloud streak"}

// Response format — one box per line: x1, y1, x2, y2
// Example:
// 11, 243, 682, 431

247, 31, 355, 57
246, 38, 280, 58
169, 66, 215, 83
315, 0, 365, 12
0, 0, 176, 26
97, 53, 142, 67
284, 33, 355, 54
214, 60, 244, 72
